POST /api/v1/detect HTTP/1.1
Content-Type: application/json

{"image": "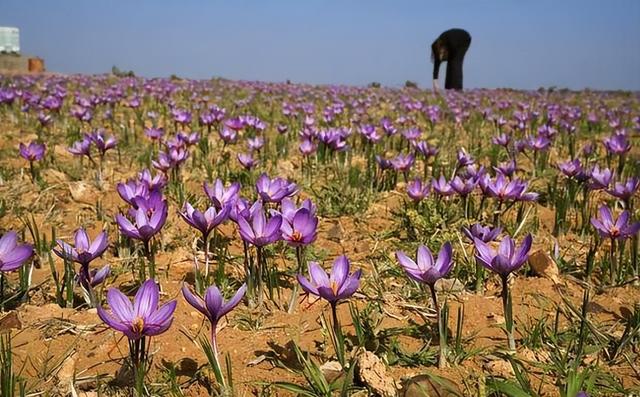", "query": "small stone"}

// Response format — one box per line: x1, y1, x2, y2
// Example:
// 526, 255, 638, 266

320, 361, 343, 383
68, 181, 96, 205
528, 250, 560, 283
402, 374, 460, 397
327, 222, 344, 242
356, 351, 397, 397
435, 278, 465, 292
487, 312, 505, 325
0, 311, 22, 331
56, 352, 78, 390
483, 359, 514, 377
